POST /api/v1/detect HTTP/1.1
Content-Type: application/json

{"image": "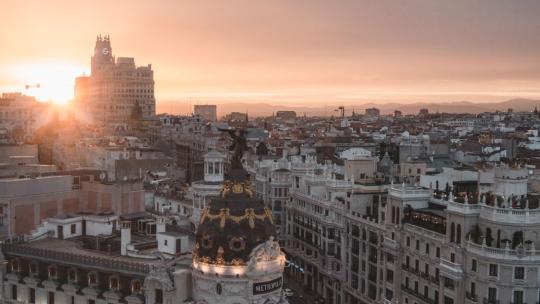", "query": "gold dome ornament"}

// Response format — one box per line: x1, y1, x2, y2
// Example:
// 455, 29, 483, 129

215, 246, 225, 265
199, 207, 274, 229
232, 183, 244, 194
220, 180, 254, 198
